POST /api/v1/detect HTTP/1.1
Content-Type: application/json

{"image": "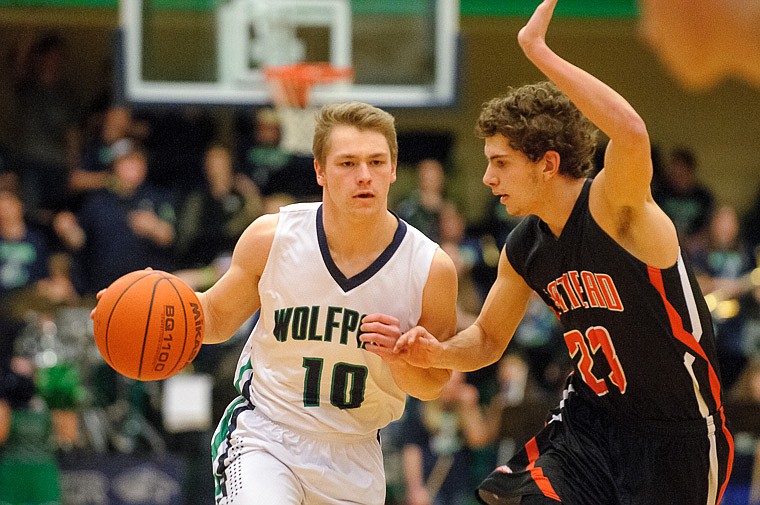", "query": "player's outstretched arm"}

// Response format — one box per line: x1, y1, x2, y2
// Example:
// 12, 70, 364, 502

518, 0, 652, 208
361, 248, 456, 400
197, 213, 276, 344
392, 248, 533, 373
